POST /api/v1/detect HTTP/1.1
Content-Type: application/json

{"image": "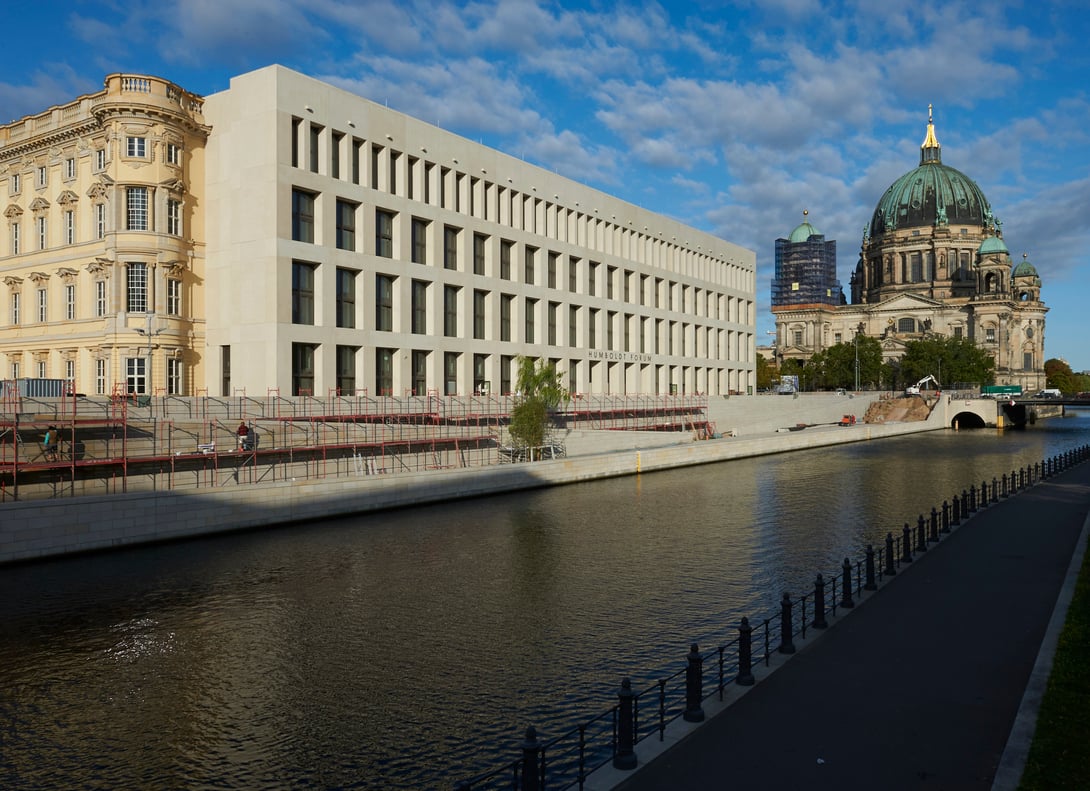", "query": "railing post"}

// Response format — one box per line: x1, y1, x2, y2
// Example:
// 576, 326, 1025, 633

942, 500, 951, 533
779, 593, 796, 654
884, 533, 897, 576
812, 574, 828, 628
901, 522, 913, 564
1019, 467, 1025, 489
929, 507, 938, 542
522, 726, 541, 791
614, 680, 638, 770
840, 558, 854, 608
969, 484, 977, 512
737, 619, 755, 686
952, 495, 960, 526
992, 477, 998, 502
981, 479, 989, 507
683, 644, 705, 722
865, 544, 877, 590
916, 514, 927, 553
